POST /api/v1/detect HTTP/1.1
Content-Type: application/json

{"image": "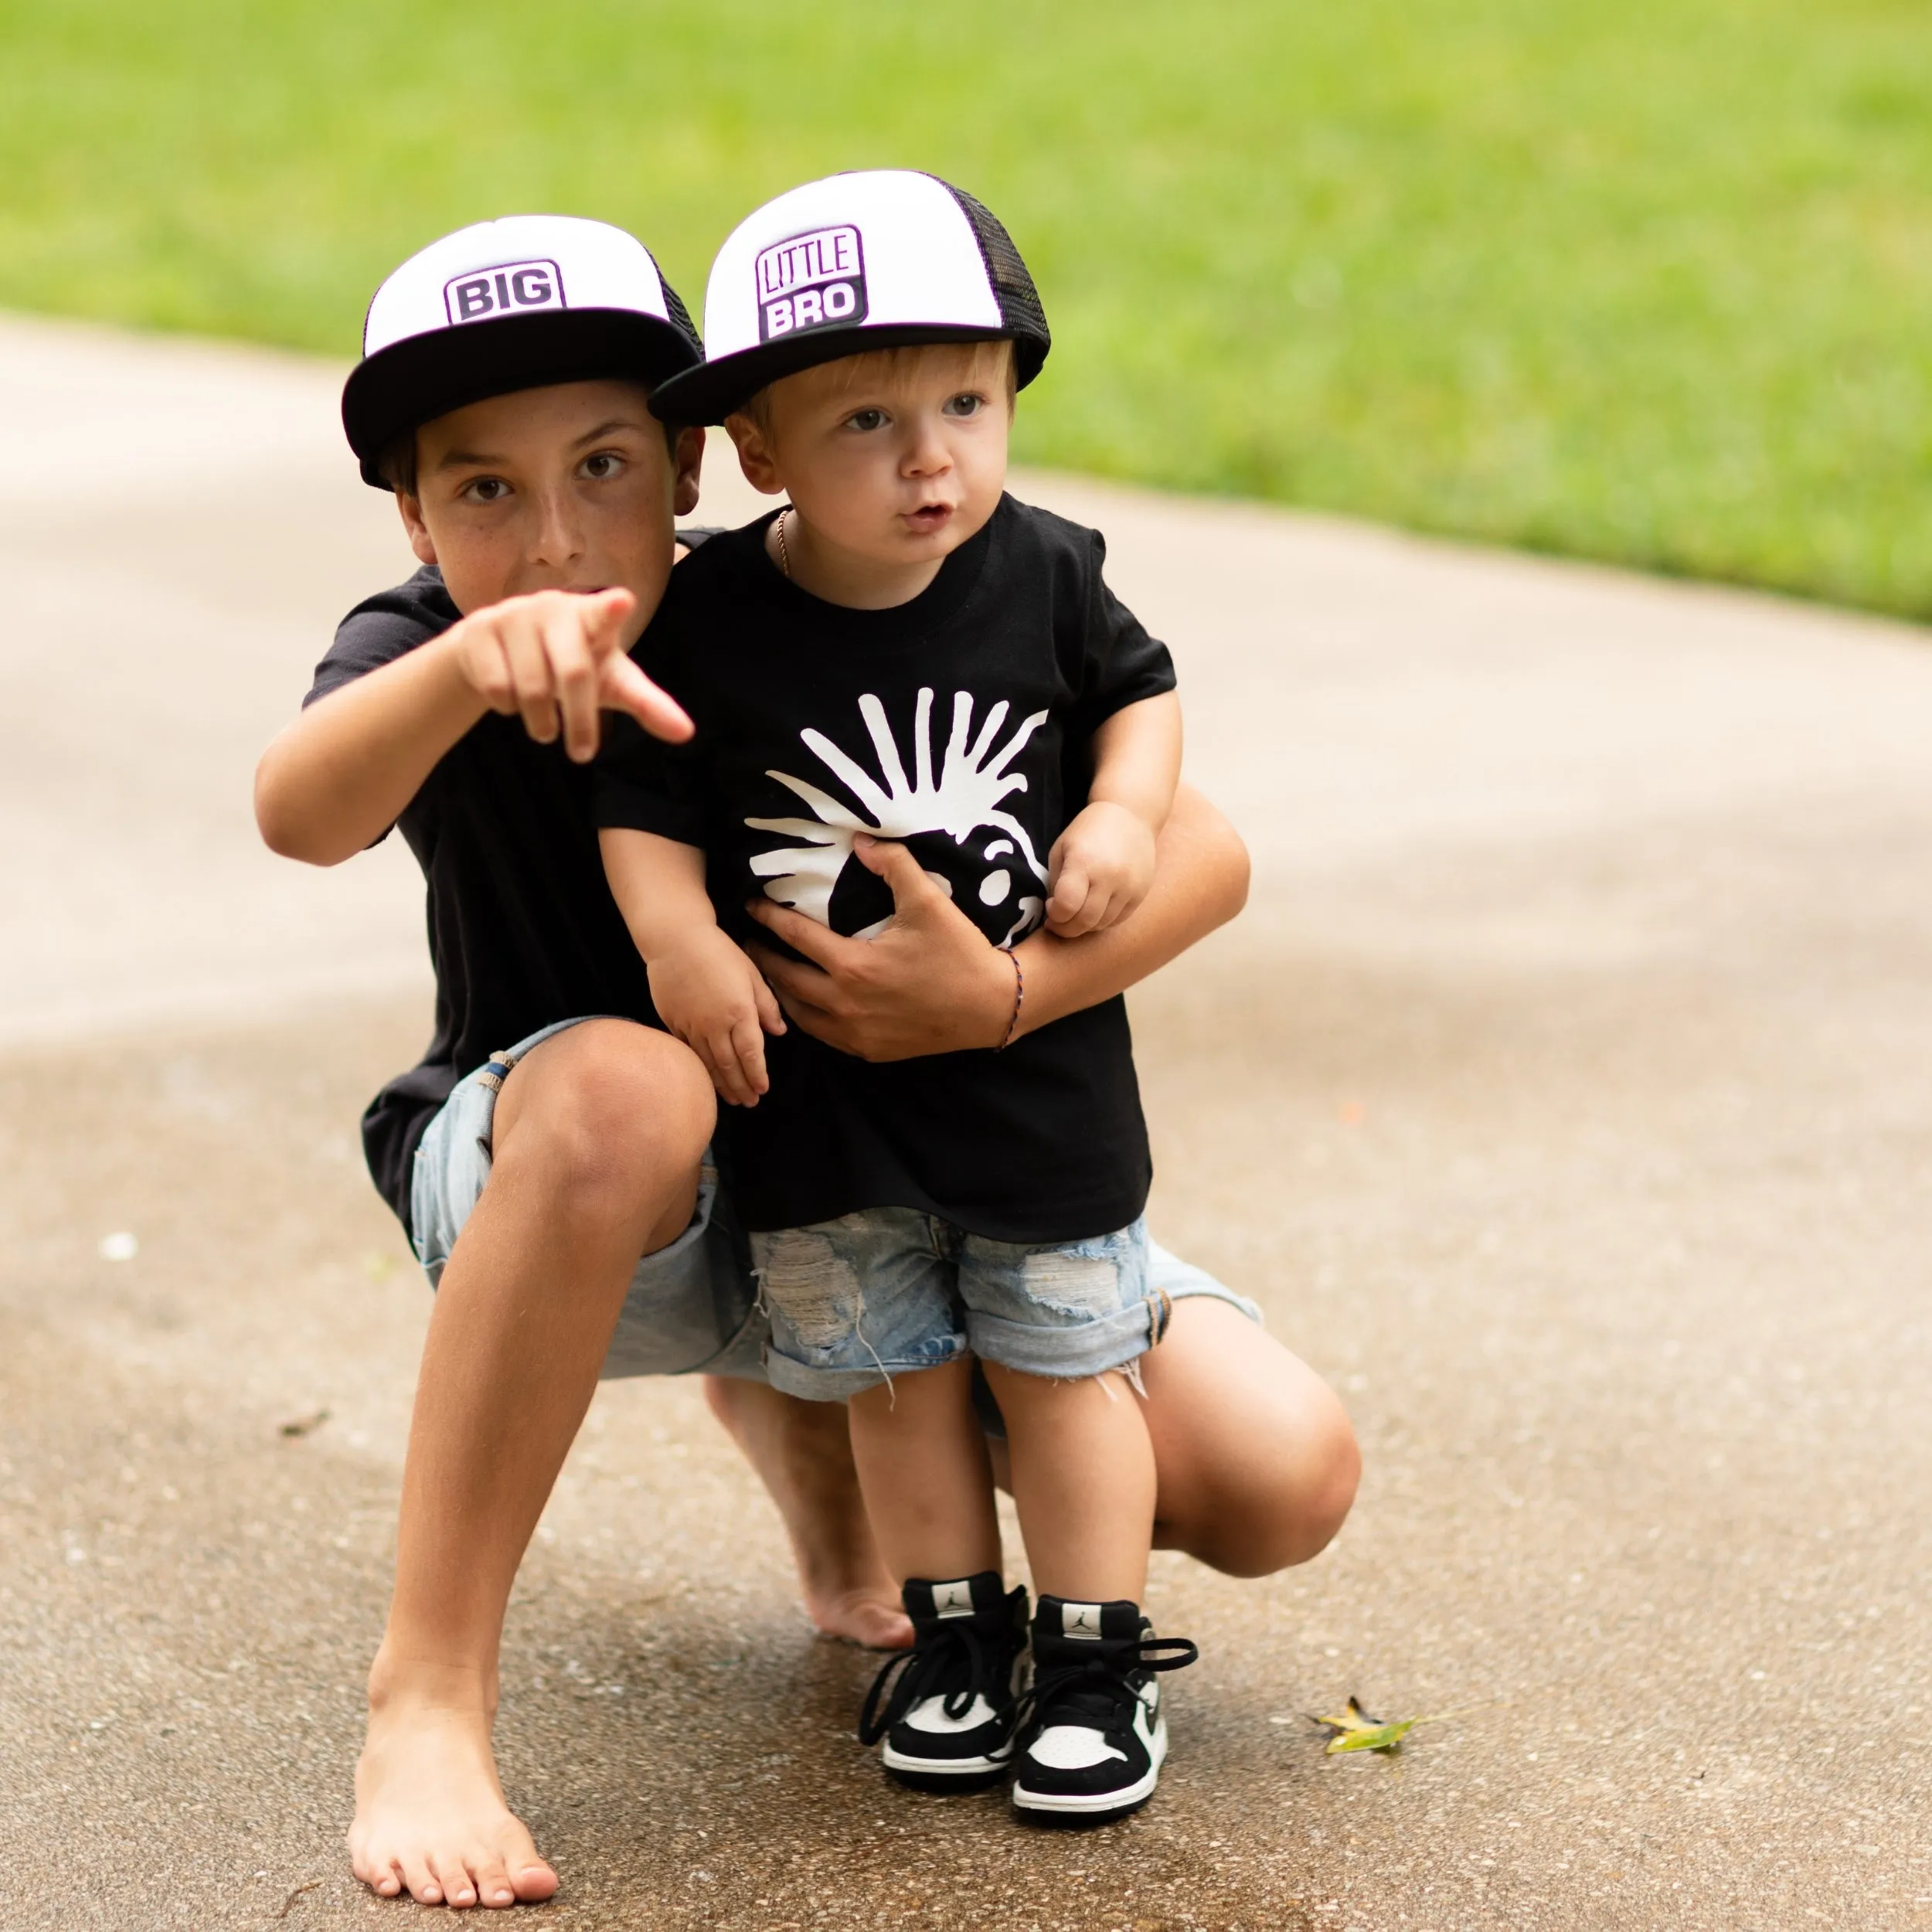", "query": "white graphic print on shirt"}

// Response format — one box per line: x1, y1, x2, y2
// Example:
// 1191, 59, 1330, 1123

745, 686, 1049, 948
